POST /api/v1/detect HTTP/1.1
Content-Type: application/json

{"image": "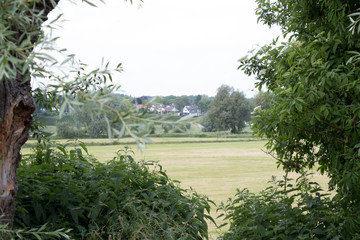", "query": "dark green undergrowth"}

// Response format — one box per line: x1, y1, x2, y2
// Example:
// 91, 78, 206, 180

15, 141, 214, 239
218, 175, 360, 240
